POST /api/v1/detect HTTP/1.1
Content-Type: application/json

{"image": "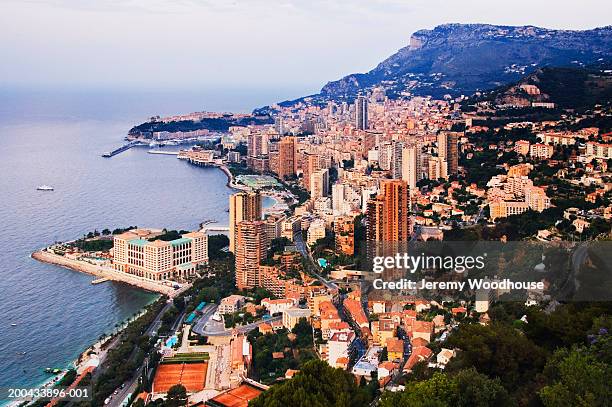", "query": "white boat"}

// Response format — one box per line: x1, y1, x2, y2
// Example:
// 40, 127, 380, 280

37, 185, 54, 191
